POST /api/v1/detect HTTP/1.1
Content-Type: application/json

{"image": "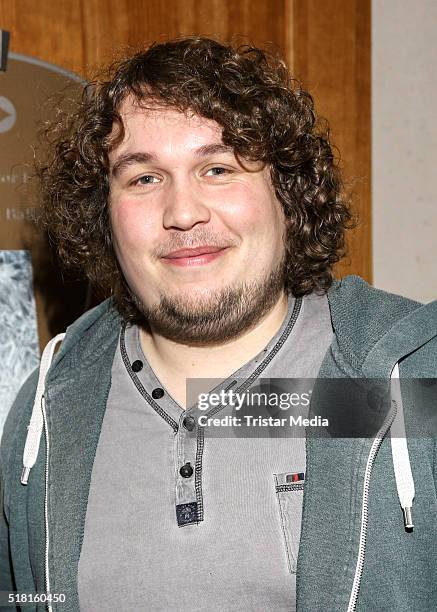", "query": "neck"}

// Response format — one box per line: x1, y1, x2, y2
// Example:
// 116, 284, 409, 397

138, 291, 289, 407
